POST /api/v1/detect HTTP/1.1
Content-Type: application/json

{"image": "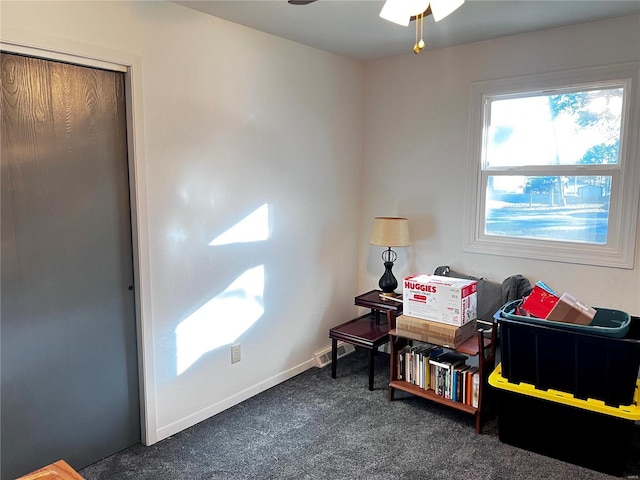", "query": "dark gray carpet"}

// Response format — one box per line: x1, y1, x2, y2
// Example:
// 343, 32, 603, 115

80, 348, 640, 479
